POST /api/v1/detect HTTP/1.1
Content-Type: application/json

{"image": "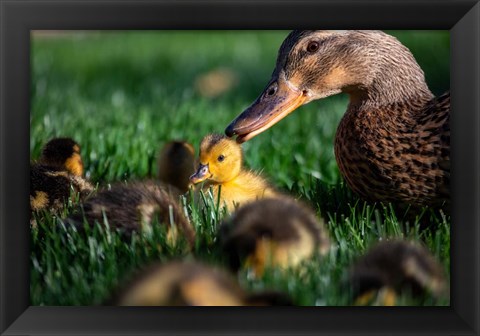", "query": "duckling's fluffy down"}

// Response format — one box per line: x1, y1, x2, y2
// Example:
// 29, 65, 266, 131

39, 137, 84, 176
191, 133, 279, 212
110, 261, 293, 306
220, 197, 330, 273
30, 164, 93, 213
157, 140, 195, 194
30, 137, 92, 216
348, 239, 448, 303
67, 181, 195, 247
